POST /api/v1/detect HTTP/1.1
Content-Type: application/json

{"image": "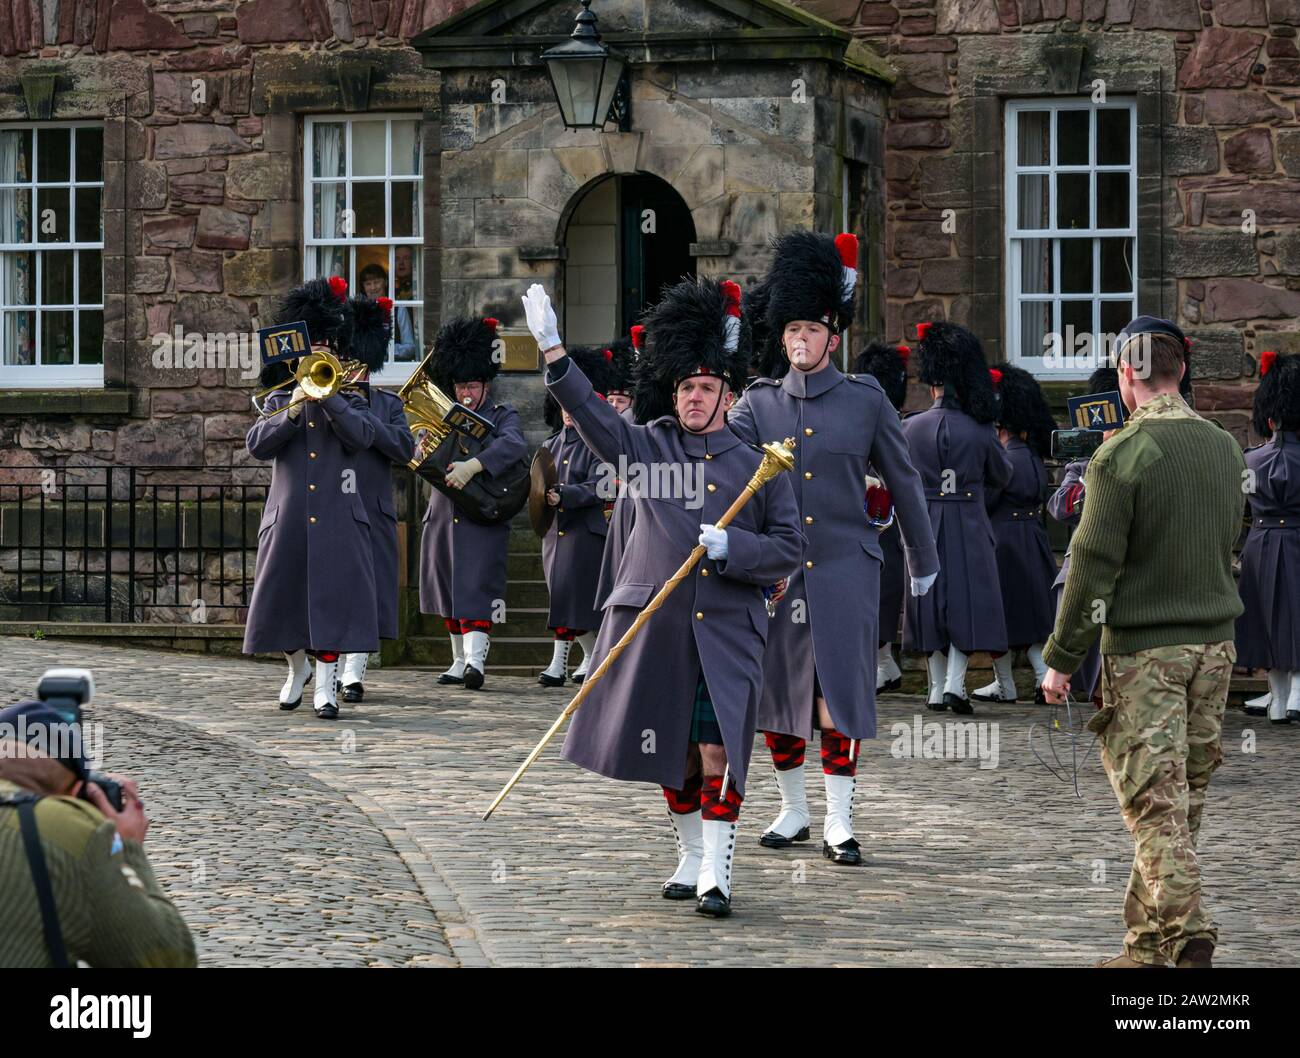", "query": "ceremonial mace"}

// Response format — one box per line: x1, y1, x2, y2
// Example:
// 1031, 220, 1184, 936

481, 437, 797, 820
